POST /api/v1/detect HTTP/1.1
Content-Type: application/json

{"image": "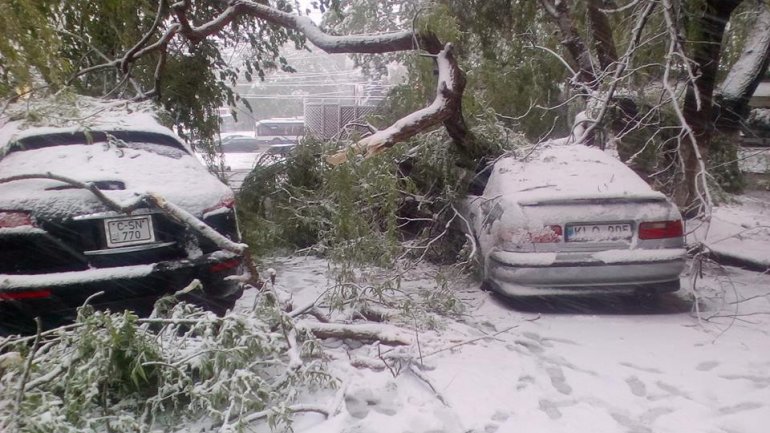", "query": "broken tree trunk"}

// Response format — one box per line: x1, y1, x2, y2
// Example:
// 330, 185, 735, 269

327, 43, 467, 165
